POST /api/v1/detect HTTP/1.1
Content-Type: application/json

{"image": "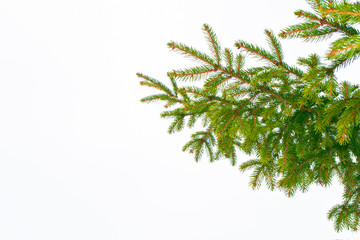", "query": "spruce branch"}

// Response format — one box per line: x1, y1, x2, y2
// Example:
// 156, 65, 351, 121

328, 35, 360, 59
203, 24, 222, 65
265, 29, 284, 63
138, 73, 175, 96
170, 65, 216, 81
139, 0, 360, 231
168, 41, 216, 66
